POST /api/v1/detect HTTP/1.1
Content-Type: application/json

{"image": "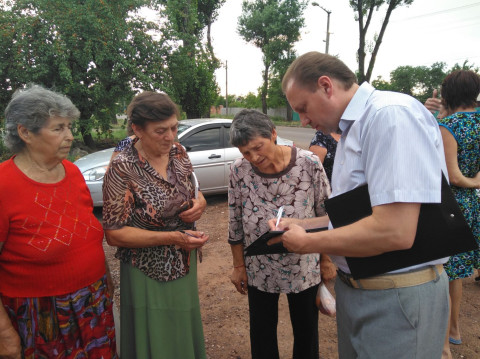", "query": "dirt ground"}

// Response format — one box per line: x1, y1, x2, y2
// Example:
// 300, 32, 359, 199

102, 194, 480, 359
